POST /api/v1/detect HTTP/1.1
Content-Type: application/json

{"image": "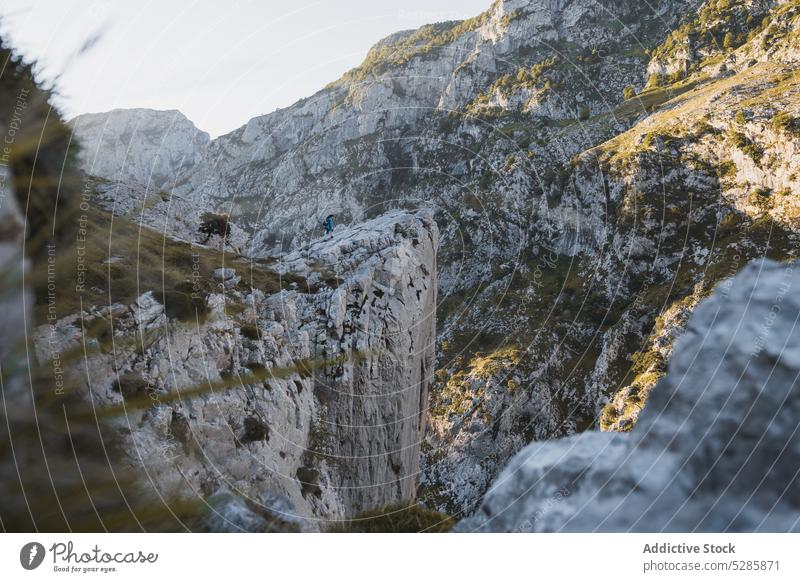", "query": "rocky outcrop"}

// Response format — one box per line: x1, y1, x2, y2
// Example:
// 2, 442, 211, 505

70, 109, 210, 191
33, 210, 438, 530
425, 0, 800, 514
458, 258, 800, 532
